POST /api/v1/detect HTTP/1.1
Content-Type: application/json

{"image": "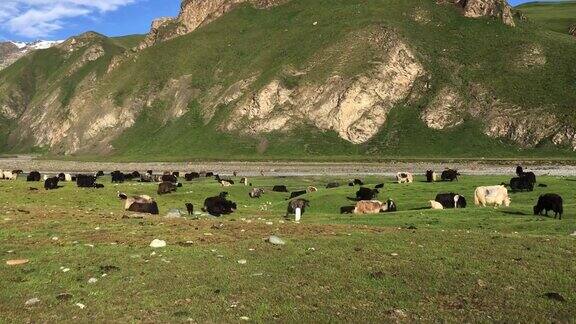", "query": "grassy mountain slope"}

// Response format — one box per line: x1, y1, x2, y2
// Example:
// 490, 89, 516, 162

517, 1, 576, 33
1, 0, 576, 161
